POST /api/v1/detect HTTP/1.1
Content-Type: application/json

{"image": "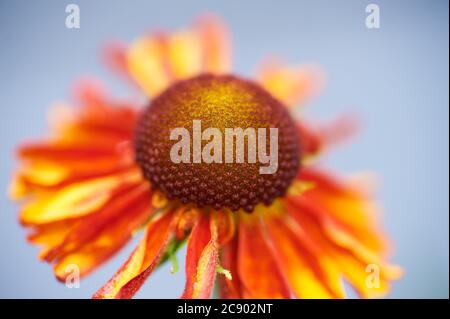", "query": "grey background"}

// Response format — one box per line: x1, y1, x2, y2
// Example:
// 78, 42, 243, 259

0, 0, 448, 298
